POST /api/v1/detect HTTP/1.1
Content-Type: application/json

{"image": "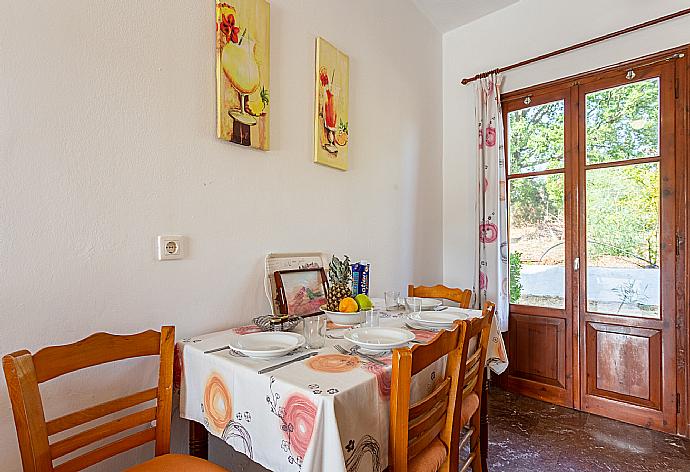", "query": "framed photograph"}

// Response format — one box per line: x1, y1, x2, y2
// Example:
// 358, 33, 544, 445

274, 268, 328, 316
264, 252, 330, 315
314, 37, 349, 170
216, 0, 270, 150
